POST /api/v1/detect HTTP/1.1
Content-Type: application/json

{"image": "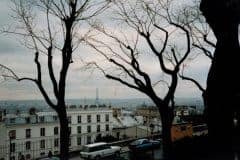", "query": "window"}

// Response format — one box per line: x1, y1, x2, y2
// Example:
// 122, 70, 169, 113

25, 117, 30, 123
69, 127, 71, 135
77, 126, 81, 134
142, 139, 149, 144
77, 136, 81, 145
54, 138, 59, 147
53, 116, 58, 121
181, 126, 187, 131
10, 156, 15, 160
106, 124, 109, 131
67, 116, 71, 124
100, 144, 110, 150
78, 116, 81, 123
10, 143, 15, 152
87, 126, 91, 133
26, 129, 31, 138
97, 115, 100, 122
54, 127, 58, 135
26, 141, 31, 150
69, 138, 71, 146
97, 125, 100, 132
40, 140, 45, 149
87, 115, 91, 123
40, 128, 45, 136
39, 116, 45, 123
105, 114, 109, 122
9, 130, 16, 139
87, 136, 91, 144
10, 118, 15, 123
